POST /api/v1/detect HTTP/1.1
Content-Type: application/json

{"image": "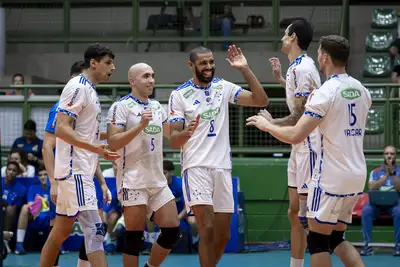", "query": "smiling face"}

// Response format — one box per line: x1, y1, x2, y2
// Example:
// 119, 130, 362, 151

129, 64, 155, 97
189, 52, 215, 85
